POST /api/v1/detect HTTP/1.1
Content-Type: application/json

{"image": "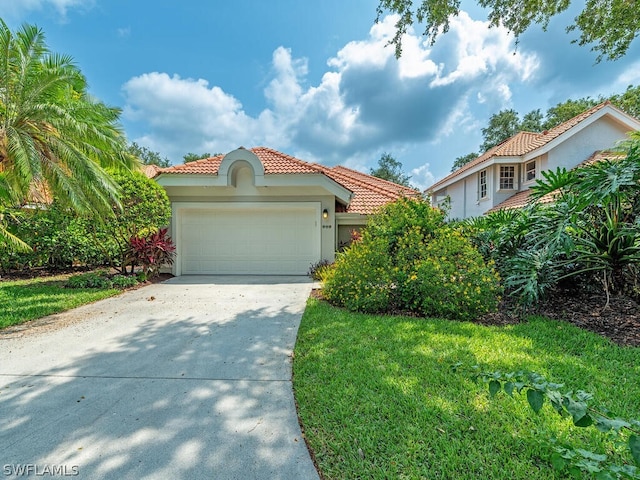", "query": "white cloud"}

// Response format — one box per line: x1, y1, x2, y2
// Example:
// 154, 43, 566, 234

410, 164, 436, 191
117, 27, 131, 38
0, 0, 93, 17
122, 72, 269, 159
429, 12, 538, 88
612, 60, 640, 92
122, 12, 540, 170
